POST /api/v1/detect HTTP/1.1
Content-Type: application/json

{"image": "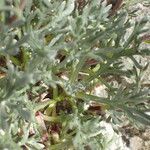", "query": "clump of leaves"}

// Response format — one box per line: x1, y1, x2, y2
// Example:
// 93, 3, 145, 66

0, 0, 150, 149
